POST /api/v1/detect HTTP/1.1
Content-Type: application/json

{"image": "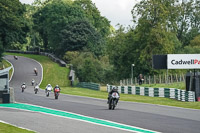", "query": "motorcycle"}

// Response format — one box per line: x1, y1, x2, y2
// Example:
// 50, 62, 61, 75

46, 87, 52, 97
34, 69, 38, 76
31, 80, 35, 86
34, 85, 39, 94
14, 56, 18, 60
54, 88, 60, 99
108, 92, 120, 110
21, 85, 26, 93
